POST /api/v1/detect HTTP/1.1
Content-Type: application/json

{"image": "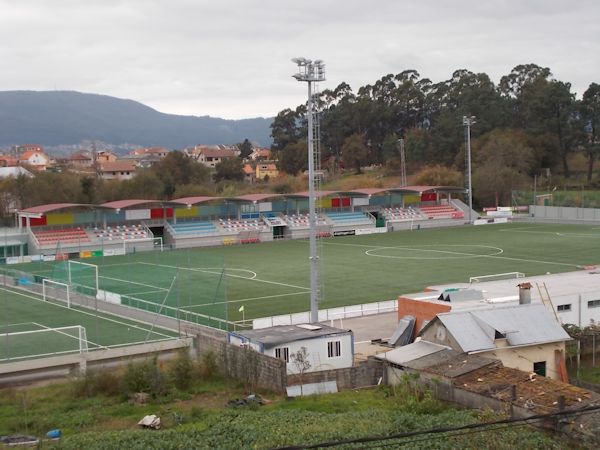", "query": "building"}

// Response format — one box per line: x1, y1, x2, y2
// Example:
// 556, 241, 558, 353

249, 148, 271, 161
256, 163, 279, 180
194, 147, 238, 168
99, 161, 137, 180
228, 324, 354, 374
0, 166, 33, 178
129, 147, 170, 158
0, 155, 18, 167
18, 149, 50, 171
417, 303, 570, 380
96, 151, 118, 164
70, 151, 93, 168
243, 164, 255, 183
